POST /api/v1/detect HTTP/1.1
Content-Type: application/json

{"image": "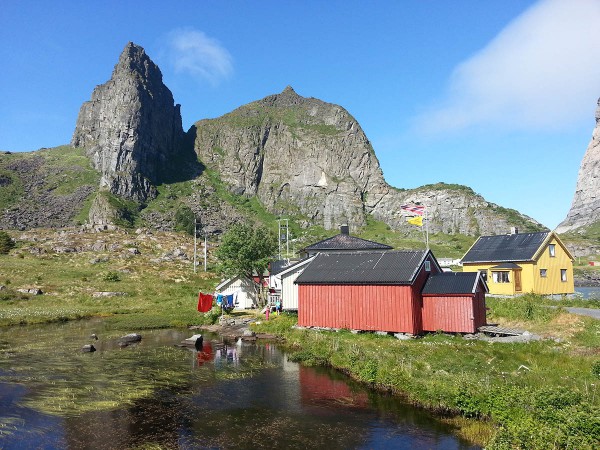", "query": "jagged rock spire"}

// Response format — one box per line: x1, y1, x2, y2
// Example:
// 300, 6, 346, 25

71, 42, 184, 203
556, 98, 600, 233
